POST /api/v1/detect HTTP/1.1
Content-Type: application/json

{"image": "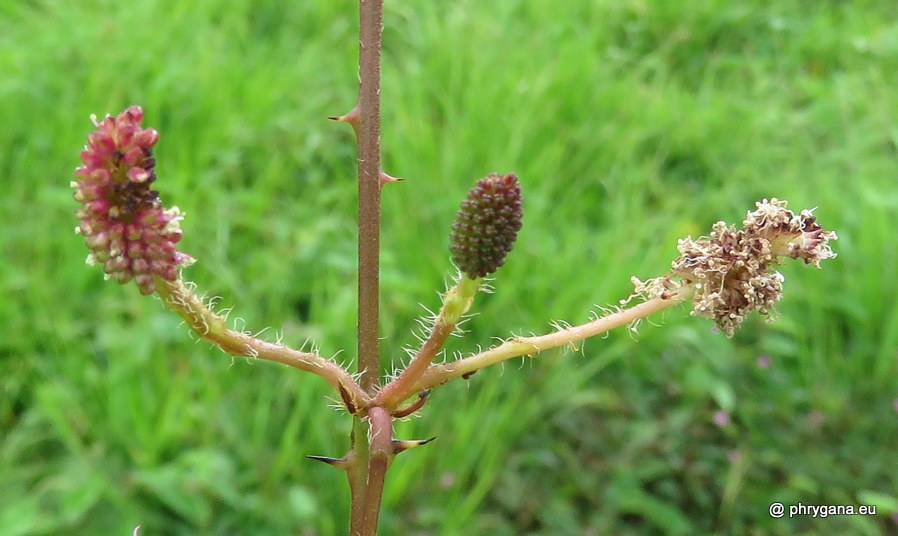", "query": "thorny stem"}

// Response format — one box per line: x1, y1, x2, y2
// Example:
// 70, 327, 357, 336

346, 419, 367, 536
349, 1, 386, 535
357, 0, 384, 394
409, 289, 693, 393
154, 277, 369, 410
358, 407, 393, 534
